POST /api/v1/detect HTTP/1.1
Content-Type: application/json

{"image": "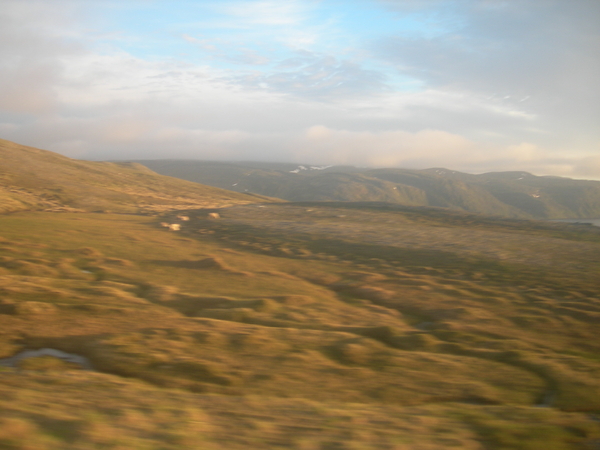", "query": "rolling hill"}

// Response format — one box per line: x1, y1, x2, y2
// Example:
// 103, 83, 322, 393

133, 159, 600, 219
1, 138, 599, 449
0, 139, 267, 214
